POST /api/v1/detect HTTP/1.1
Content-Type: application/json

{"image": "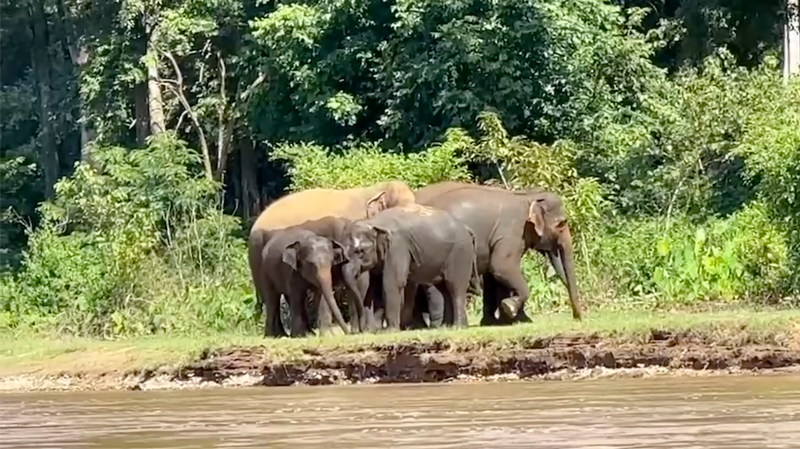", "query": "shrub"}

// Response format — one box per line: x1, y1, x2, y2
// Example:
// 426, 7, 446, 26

735, 70, 800, 289
0, 133, 257, 336
464, 106, 796, 314
270, 128, 474, 191
518, 202, 790, 314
